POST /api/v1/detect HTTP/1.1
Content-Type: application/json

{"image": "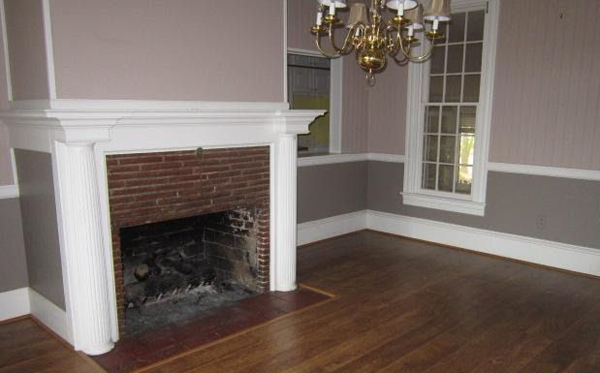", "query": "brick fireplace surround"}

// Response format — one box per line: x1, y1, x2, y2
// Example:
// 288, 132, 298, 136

4, 100, 323, 355
107, 147, 271, 334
